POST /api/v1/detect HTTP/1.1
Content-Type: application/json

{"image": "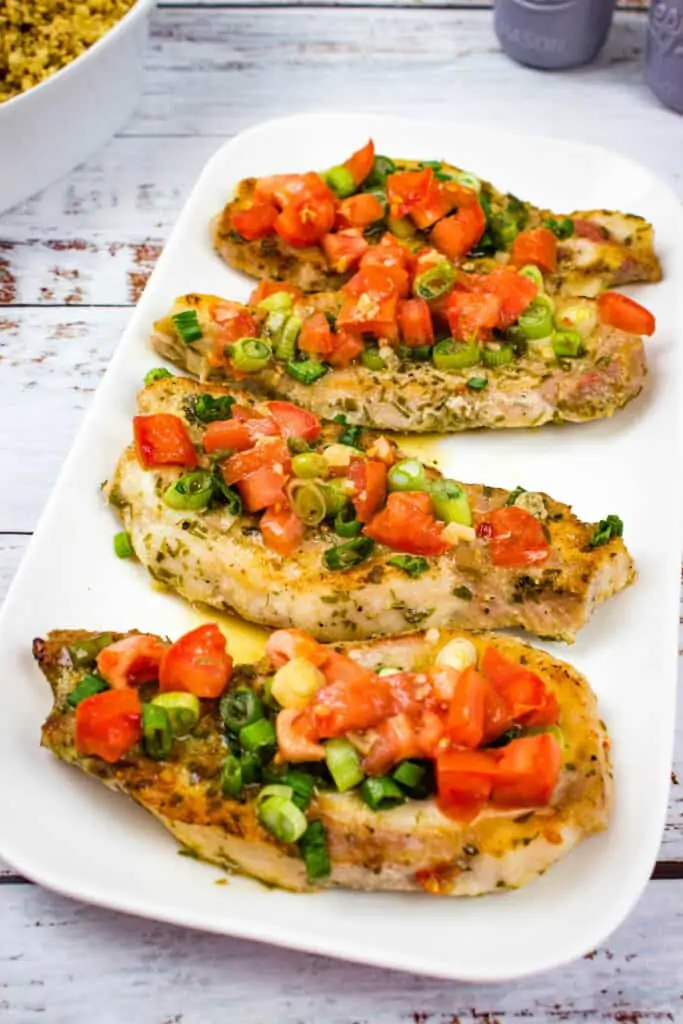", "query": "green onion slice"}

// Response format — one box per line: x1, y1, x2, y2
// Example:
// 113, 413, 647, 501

392, 760, 426, 791
210, 468, 243, 514
432, 338, 480, 370
324, 165, 357, 198
67, 633, 114, 668
172, 309, 203, 344
291, 452, 328, 480
299, 821, 331, 881
466, 376, 488, 391
364, 155, 397, 189
590, 514, 624, 548
144, 367, 172, 386
360, 346, 387, 371
164, 471, 214, 512
287, 480, 327, 527
186, 393, 235, 424
275, 315, 302, 362
220, 687, 265, 732
286, 359, 329, 385
414, 262, 456, 302
387, 458, 429, 493
429, 478, 472, 526
481, 344, 514, 368
333, 414, 362, 448
151, 692, 200, 737
489, 211, 519, 247
387, 554, 429, 578
257, 784, 294, 805
455, 171, 481, 193
240, 751, 262, 786
321, 479, 349, 517
239, 717, 276, 754
505, 485, 526, 506
257, 291, 294, 313
113, 530, 135, 559
142, 703, 173, 760
324, 738, 365, 792
67, 673, 108, 708
323, 536, 375, 571
517, 296, 554, 340
518, 264, 544, 291
543, 216, 574, 240
258, 795, 308, 844
221, 755, 244, 798
552, 330, 584, 358
231, 337, 272, 373
360, 776, 406, 811
334, 505, 362, 538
